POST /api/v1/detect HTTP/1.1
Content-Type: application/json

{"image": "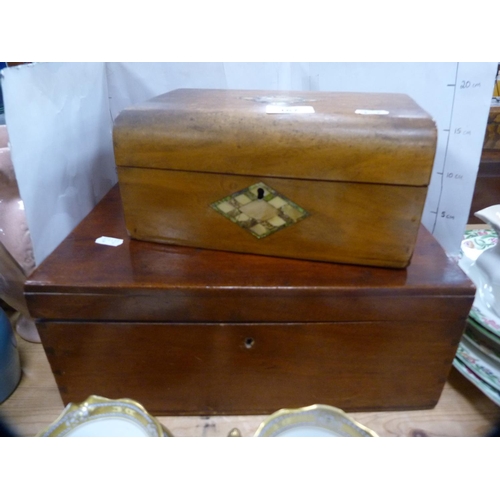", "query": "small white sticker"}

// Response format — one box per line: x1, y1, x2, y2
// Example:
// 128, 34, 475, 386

355, 109, 389, 115
266, 105, 315, 114
95, 236, 123, 247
